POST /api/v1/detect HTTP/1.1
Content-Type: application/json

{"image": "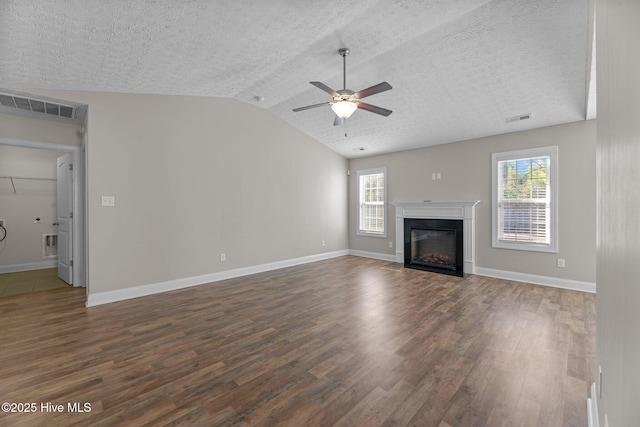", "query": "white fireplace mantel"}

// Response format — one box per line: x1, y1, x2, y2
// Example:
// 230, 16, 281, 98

393, 201, 480, 274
